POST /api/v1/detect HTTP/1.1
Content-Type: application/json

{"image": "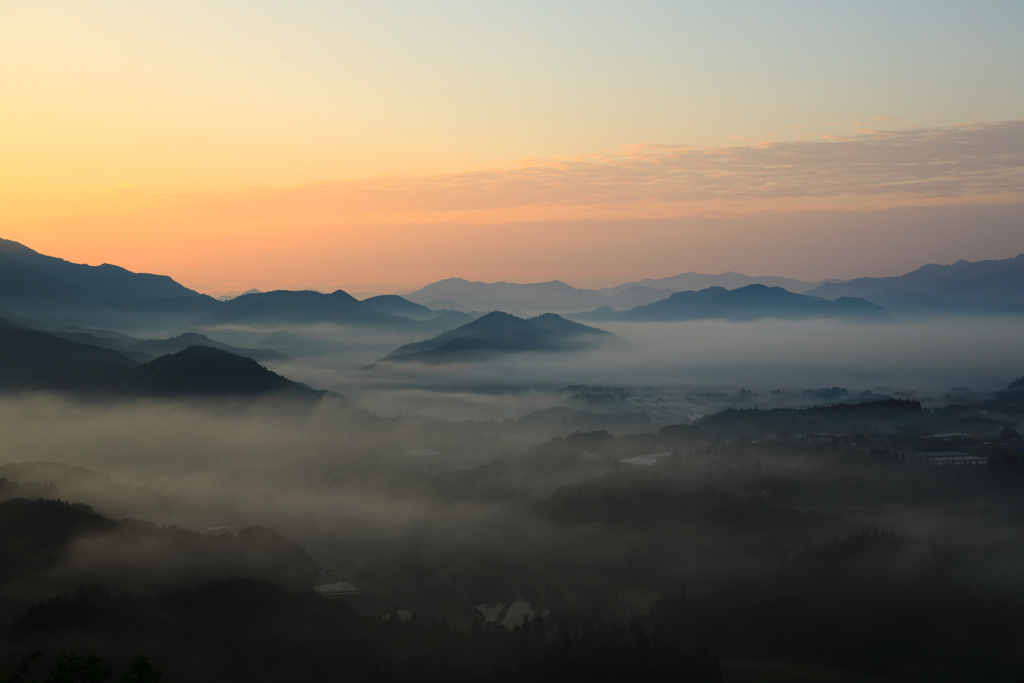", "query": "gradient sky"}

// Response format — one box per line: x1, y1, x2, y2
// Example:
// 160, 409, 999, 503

2, 1, 1023, 294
